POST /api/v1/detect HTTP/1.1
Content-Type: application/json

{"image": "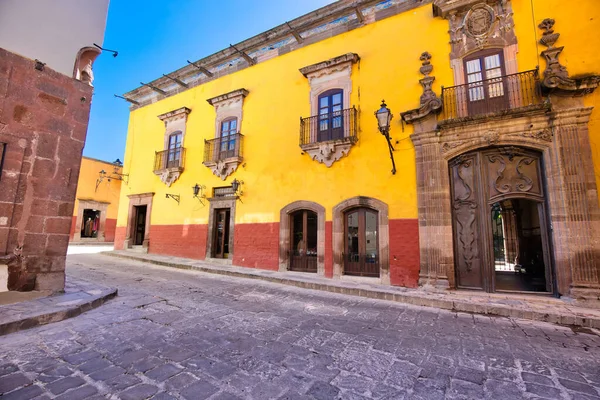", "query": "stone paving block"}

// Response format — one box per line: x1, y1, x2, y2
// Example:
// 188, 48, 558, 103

46, 375, 85, 395
145, 363, 182, 381
0, 372, 33, 394
119, 383, 159, 400
88, 365, 126, 381
151, 392, 179, 400
211, 391, 243, 400
164, 372, 198, 391
0, 364, 18, 377
179, 380, 219, 400
559, 378, 600, 396
522, 371, 554, 386
77, 357, 111, 374
54, 384, 98, 400
525, 382, 562, 398
1, 383, 43, 399
62, 349, 100, 365
306, 381, 340, 400
104, 374, 142, 391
